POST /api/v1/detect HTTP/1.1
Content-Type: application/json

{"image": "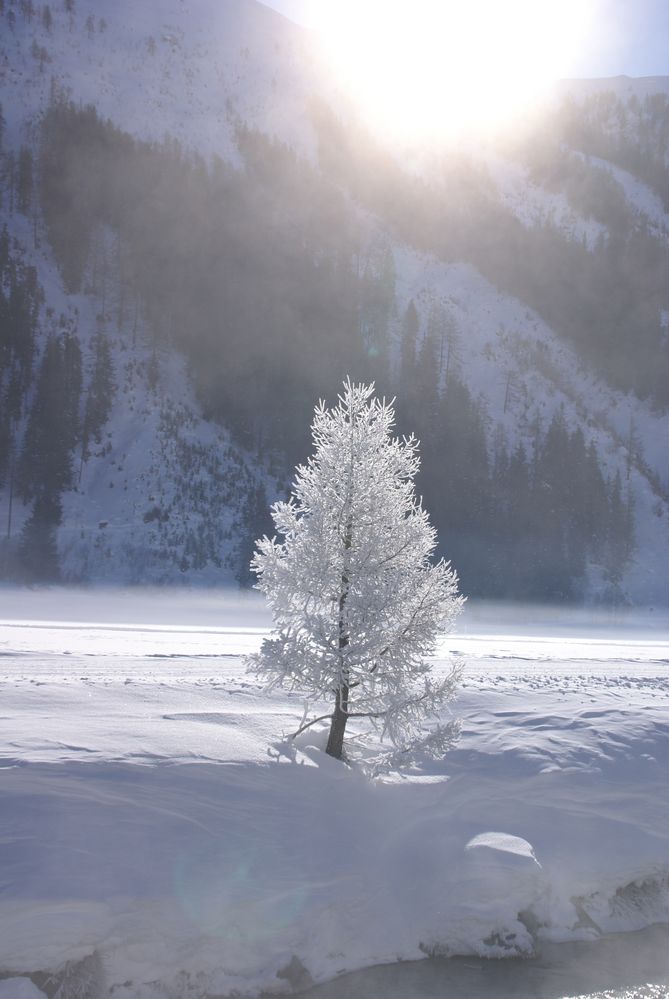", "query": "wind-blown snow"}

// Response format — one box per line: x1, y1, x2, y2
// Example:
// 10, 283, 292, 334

1, 590, 668, 997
